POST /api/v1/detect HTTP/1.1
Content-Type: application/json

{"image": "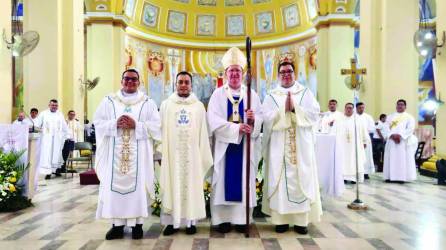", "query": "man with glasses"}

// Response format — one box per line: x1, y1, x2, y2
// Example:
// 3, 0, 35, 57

93, 69, 161, 240
159, 71, 213, 236
261, 61, 322, 234
207, 47, 263, 234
